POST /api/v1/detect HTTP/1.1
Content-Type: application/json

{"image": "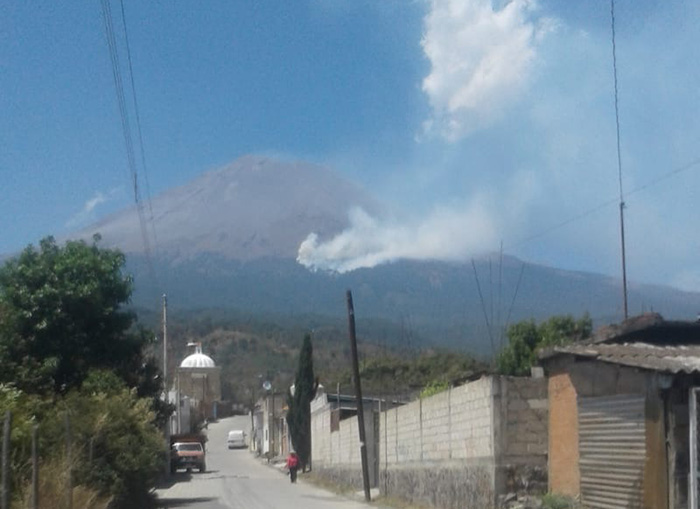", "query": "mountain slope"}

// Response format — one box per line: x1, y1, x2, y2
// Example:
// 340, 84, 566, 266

61, 154, 700, 354
125, 253, 700, 355
77, 155, 382, 261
